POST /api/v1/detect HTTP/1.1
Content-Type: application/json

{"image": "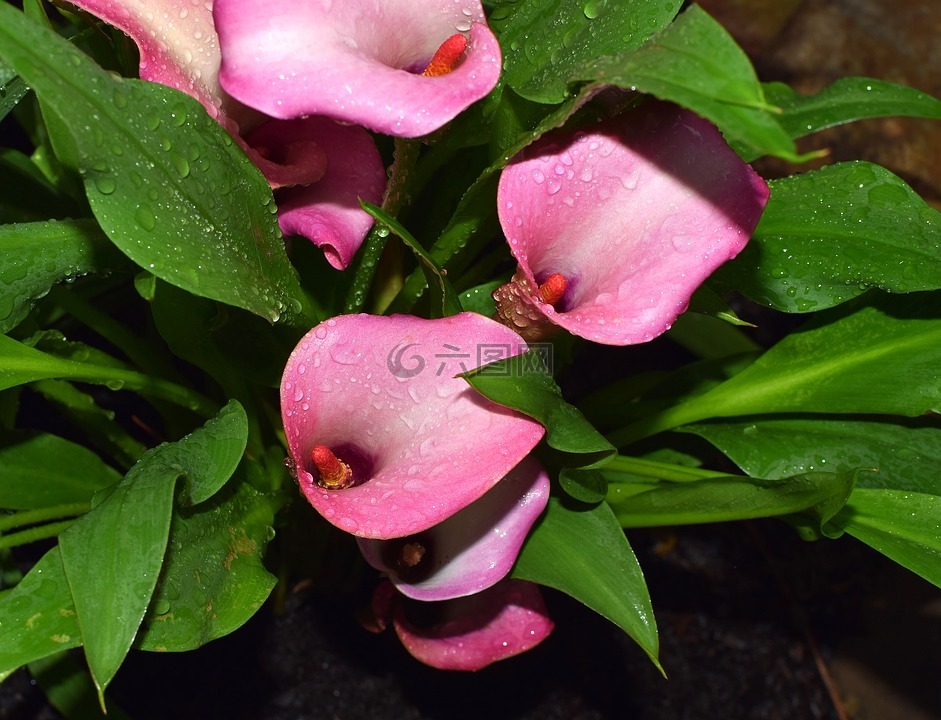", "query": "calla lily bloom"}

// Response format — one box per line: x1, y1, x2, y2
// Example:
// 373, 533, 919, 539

213, 0, 502, 137
67, 0, 385, 268
369, 578, 554, 671
358, 456, 549, 601
493, 102, 770, 345
280, 313, 545, 539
